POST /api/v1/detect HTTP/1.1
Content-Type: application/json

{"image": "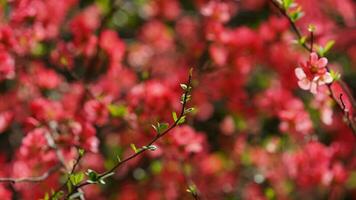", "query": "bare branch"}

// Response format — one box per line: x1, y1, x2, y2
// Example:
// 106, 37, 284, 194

0, 164, 61, 183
